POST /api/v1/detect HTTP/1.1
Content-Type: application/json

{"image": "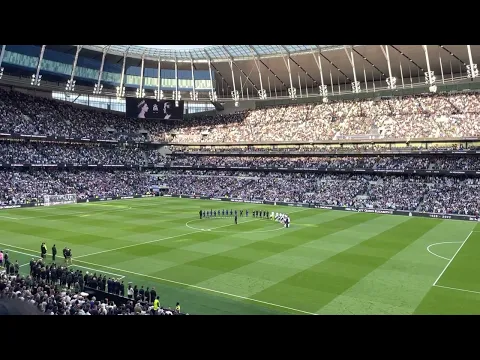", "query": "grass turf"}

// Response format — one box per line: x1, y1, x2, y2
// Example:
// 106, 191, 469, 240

0, 197, 480, 315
